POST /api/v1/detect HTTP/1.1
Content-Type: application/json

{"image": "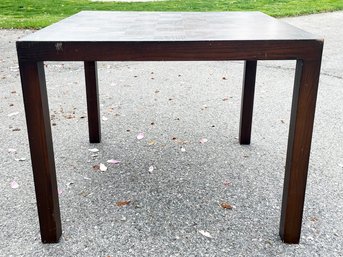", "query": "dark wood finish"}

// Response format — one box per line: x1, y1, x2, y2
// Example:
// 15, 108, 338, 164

17, 11, 323, 62
84, 61, 101, 143
17, 11, 319, 42
239, 60, 257, 145
17, 40, 323, 62
16, 11, 324, 244
280, 58, 322, 243
18, 61, 62, 243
